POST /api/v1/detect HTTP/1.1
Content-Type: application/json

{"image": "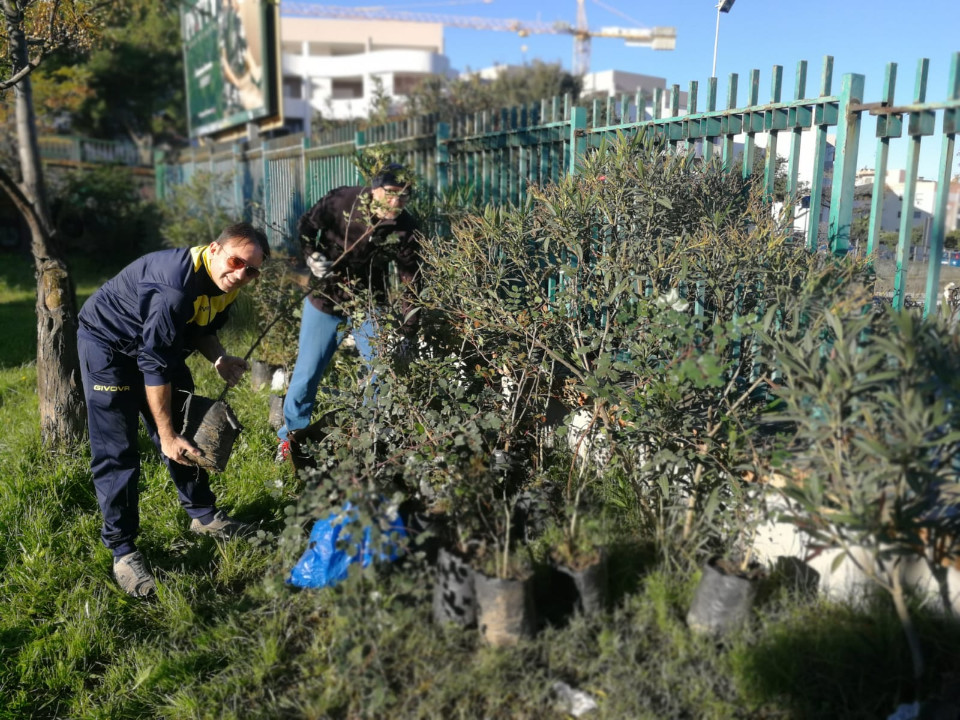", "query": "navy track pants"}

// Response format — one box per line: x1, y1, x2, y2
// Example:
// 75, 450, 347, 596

78, 330, 217, 557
